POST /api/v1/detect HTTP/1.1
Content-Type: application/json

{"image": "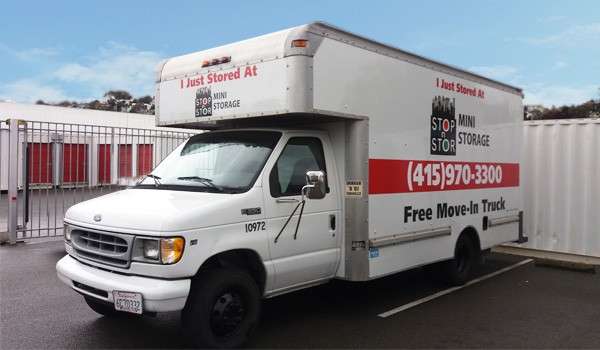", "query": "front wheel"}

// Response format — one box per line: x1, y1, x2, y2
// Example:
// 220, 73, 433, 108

182, 268, 261, 348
